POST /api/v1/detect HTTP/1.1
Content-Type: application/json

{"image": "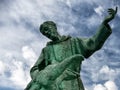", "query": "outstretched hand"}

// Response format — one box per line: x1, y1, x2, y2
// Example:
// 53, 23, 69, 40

108, 7, 117, 17
103, 7, 118, 24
